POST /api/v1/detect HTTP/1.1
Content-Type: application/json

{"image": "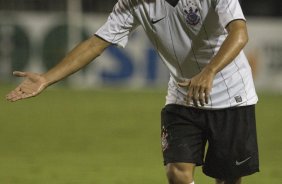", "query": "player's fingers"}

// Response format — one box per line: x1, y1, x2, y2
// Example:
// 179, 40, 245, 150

187, 86, 193, 106
10, 95, 22, 102
192, 98, 199, 107
6, 93, 13, 101
9, 89, 35, 102
6, 86, 25, 101
7, 90, 23, 102
199, 88, 205, 106
6, 89, 18, 100
11, 94, 25, 102
192, 85, 200, 107
205, 88, 211, 104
